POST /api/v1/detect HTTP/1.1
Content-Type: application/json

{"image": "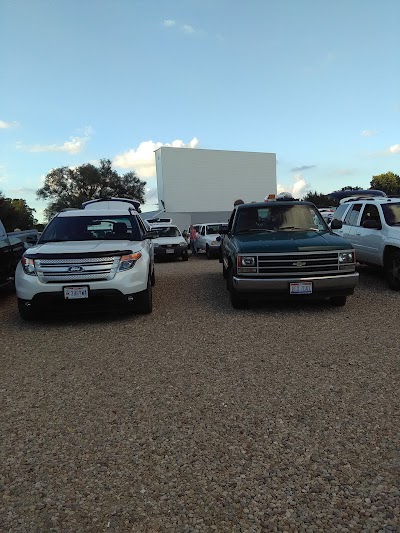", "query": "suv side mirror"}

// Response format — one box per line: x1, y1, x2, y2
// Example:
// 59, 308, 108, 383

362, 219, 380, 229
25, 234, 38, 244
143, 230, 159, 239
330, 219, 343, 230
